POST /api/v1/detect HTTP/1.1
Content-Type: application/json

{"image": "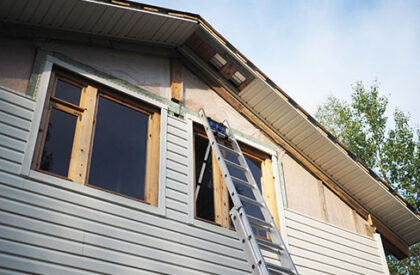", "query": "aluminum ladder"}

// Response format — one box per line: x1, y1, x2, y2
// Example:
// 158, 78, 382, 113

199, 109, 299, 275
